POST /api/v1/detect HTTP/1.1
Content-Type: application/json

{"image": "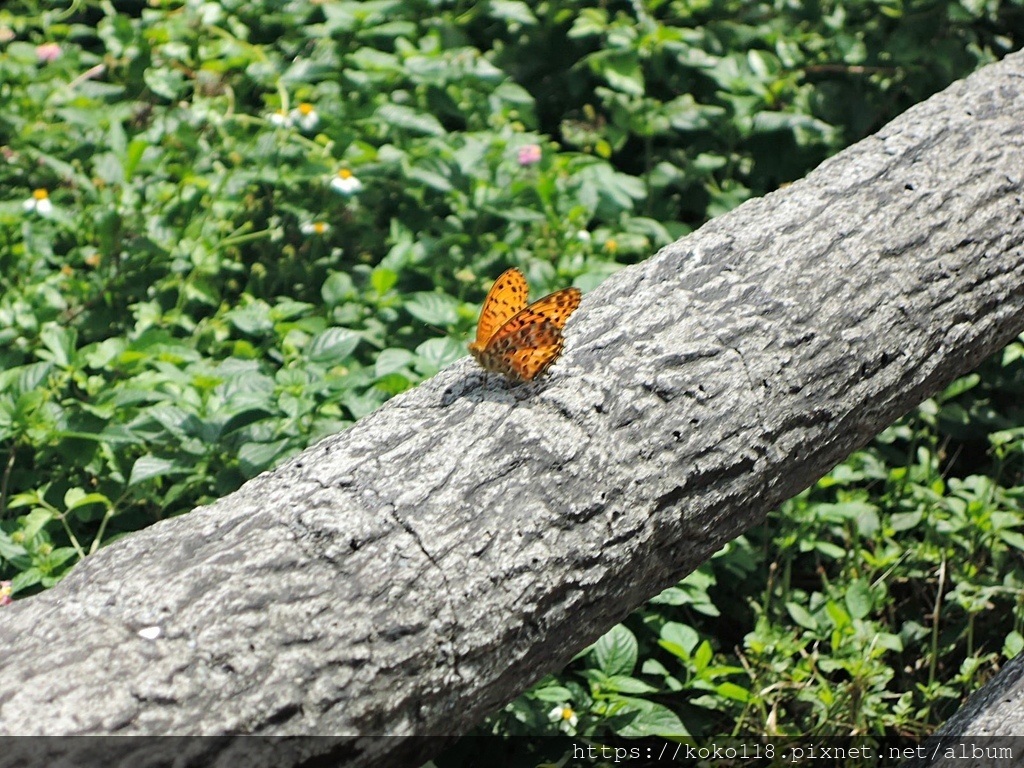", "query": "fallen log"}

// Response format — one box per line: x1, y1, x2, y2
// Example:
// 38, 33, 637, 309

3, 48, 1024, 768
